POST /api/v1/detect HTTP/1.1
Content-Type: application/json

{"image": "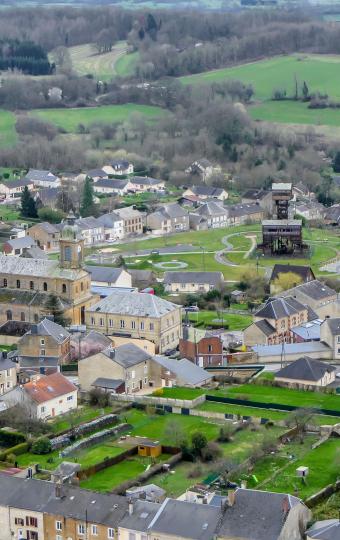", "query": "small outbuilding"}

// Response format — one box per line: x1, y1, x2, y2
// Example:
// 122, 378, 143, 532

138, 440, 162, 458
275, 357, 336, 388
